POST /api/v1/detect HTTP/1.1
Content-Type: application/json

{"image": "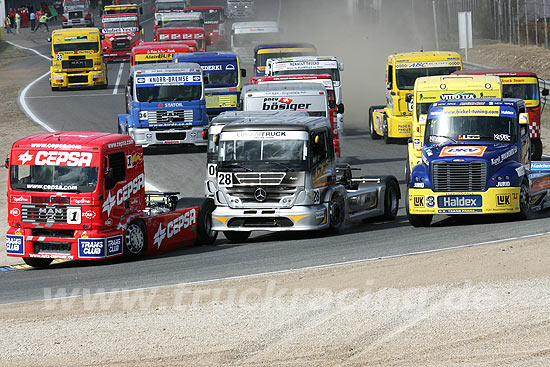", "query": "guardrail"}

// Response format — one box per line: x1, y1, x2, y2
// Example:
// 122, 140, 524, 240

463, 61, 550, 104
